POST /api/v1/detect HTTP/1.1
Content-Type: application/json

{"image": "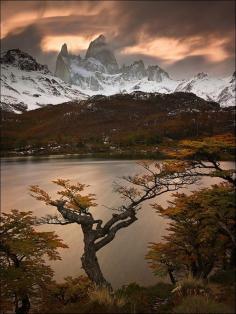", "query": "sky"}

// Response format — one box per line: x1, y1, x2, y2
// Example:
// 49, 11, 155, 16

1, 0, 235, 79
